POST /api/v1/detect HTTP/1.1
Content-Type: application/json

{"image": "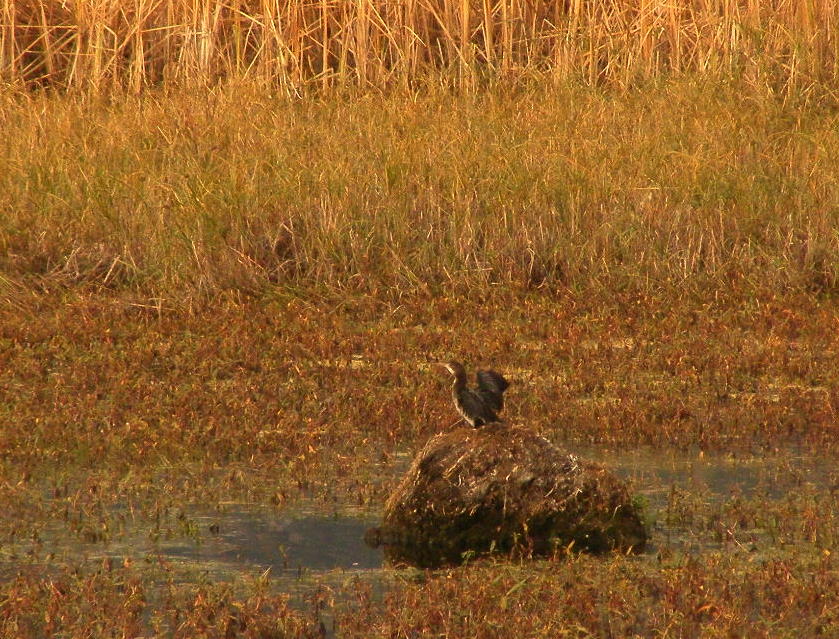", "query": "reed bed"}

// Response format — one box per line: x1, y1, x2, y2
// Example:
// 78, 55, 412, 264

3, 0, 838, 92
